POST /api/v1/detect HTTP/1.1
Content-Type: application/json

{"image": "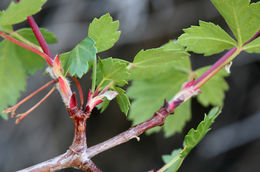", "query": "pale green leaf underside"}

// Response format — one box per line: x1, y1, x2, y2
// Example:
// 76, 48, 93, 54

61, 36, 97, 78
97, 57, 130, 87
127, 69, 190, 136
211, 0, 260, 45
177, 21, 236, 56
161, 107, 221, 172
0, 0, 46, 26
243, 37, 260, 53
130, 47, 191, 80
88, 13, 120, 53
195, 67, 229, 106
